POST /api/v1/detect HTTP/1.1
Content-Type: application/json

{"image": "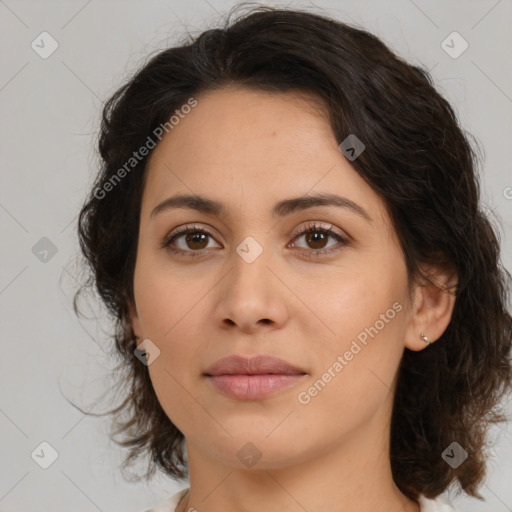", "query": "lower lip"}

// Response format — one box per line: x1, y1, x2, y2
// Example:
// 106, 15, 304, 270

206, 374, 307, 400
